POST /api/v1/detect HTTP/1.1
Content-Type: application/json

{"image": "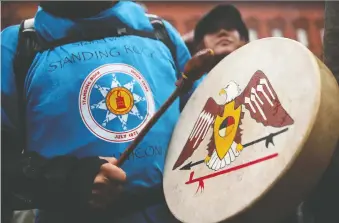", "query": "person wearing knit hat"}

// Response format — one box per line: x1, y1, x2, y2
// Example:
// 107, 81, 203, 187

194, 4, 249, 65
